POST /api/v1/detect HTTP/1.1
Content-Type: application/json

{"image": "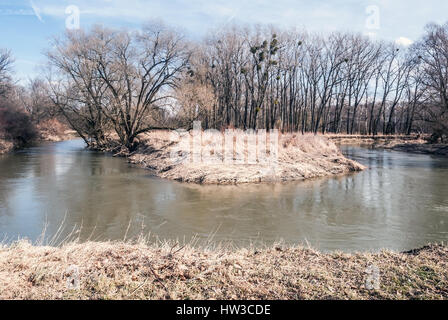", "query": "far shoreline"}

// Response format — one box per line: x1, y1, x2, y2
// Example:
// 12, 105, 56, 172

328, 134, 448, 156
